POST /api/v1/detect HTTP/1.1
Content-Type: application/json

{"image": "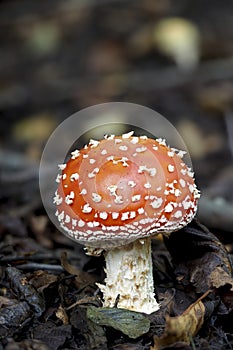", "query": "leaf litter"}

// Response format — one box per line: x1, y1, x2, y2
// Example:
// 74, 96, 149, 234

1, 217, 233, 349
